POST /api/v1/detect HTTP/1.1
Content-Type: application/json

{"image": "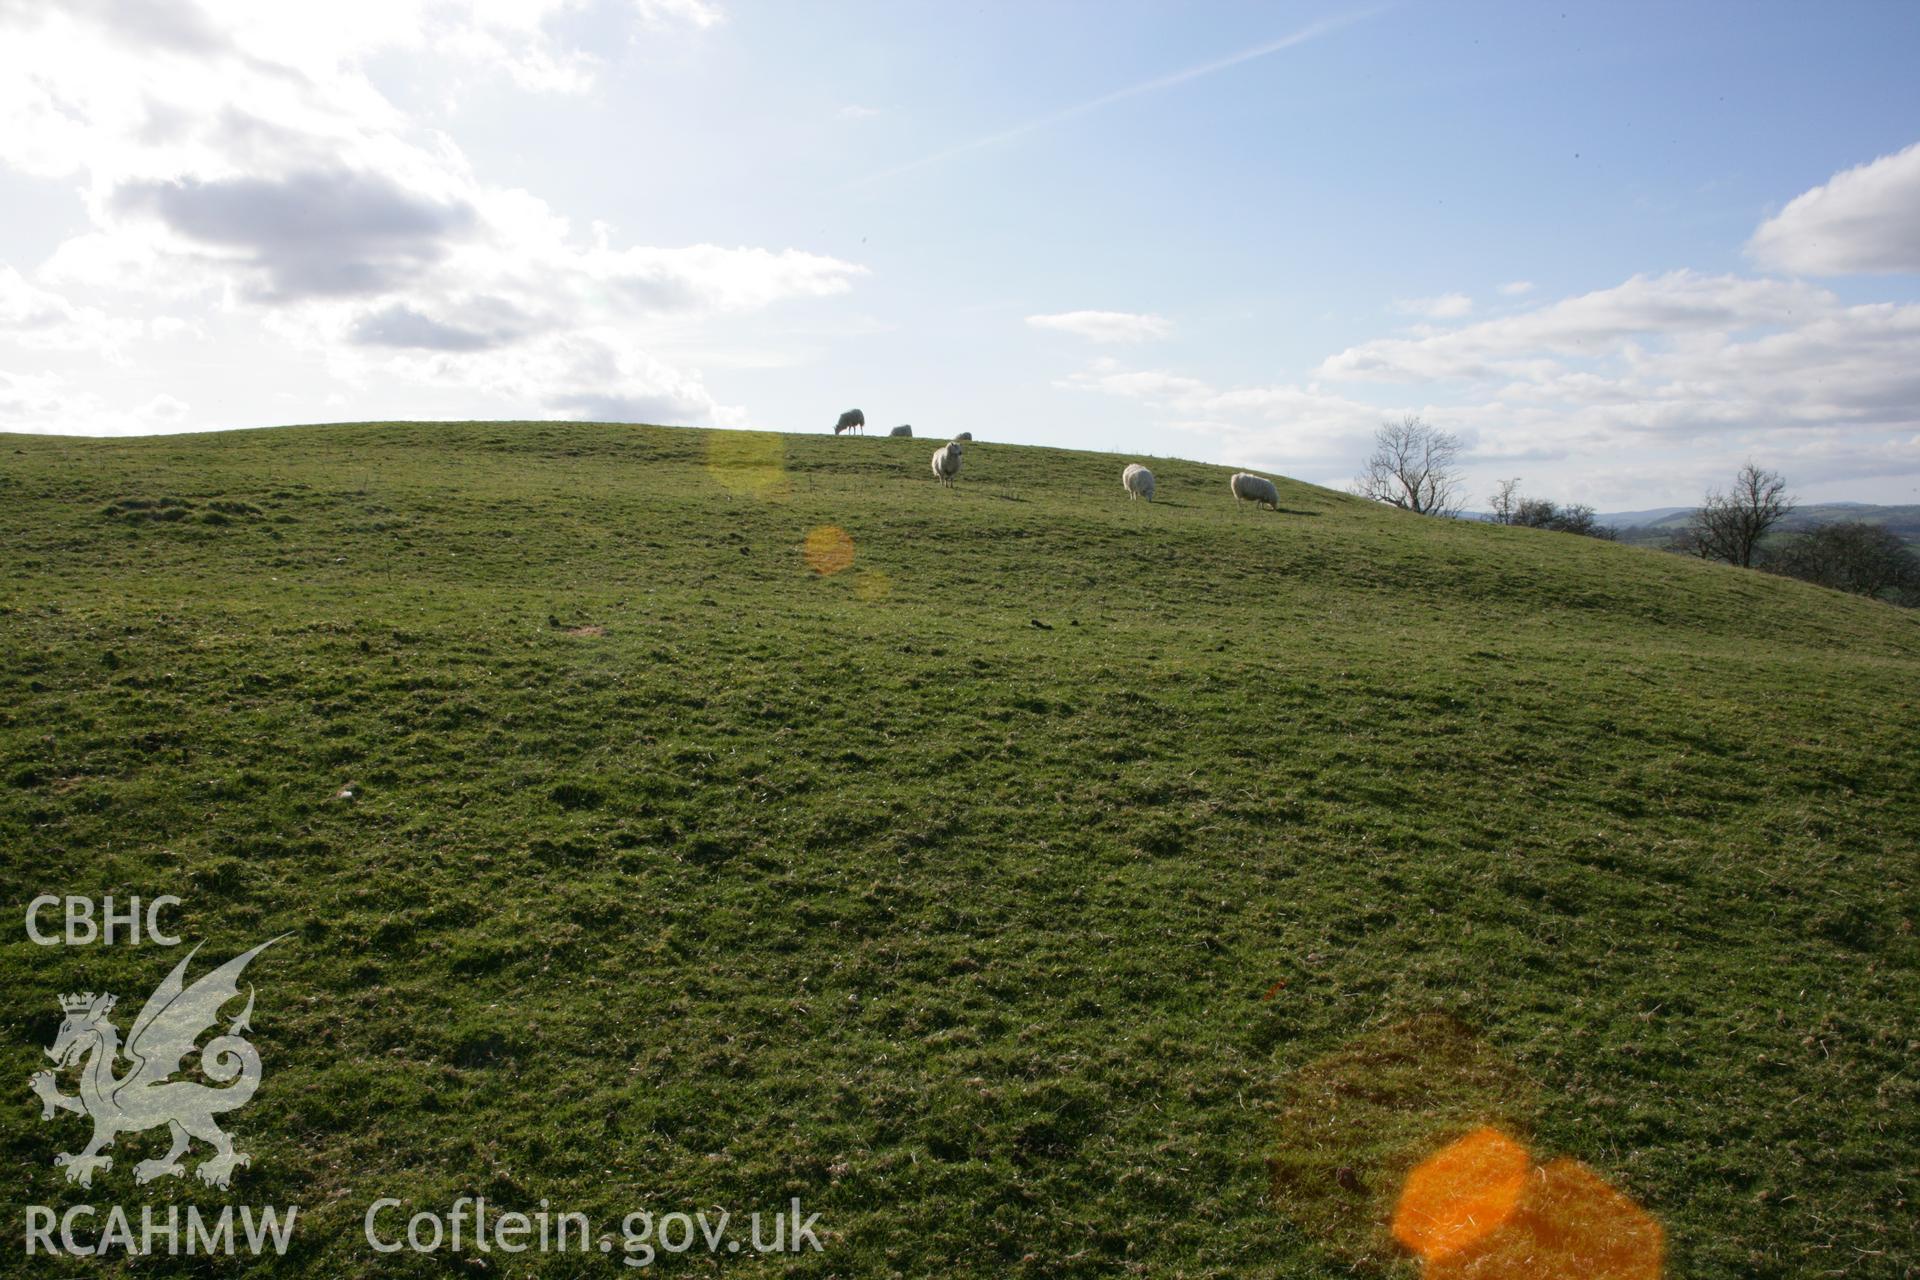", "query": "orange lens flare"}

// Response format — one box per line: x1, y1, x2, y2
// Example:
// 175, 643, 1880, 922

1391, 1127, 1529, 1261
1425, 1158, 1665, 1280
1396, 1132, 1665, 1279
802, 525, 856, 576
1271, 1017, 1665, 1276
